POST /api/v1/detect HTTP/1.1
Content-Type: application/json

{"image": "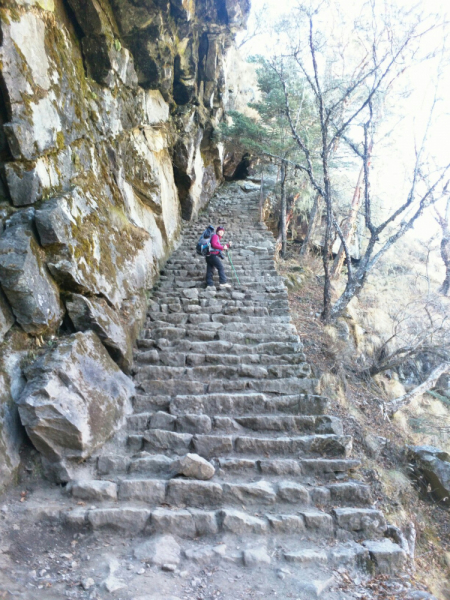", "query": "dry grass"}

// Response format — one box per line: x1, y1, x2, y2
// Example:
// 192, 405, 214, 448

276, 248, 450, 600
